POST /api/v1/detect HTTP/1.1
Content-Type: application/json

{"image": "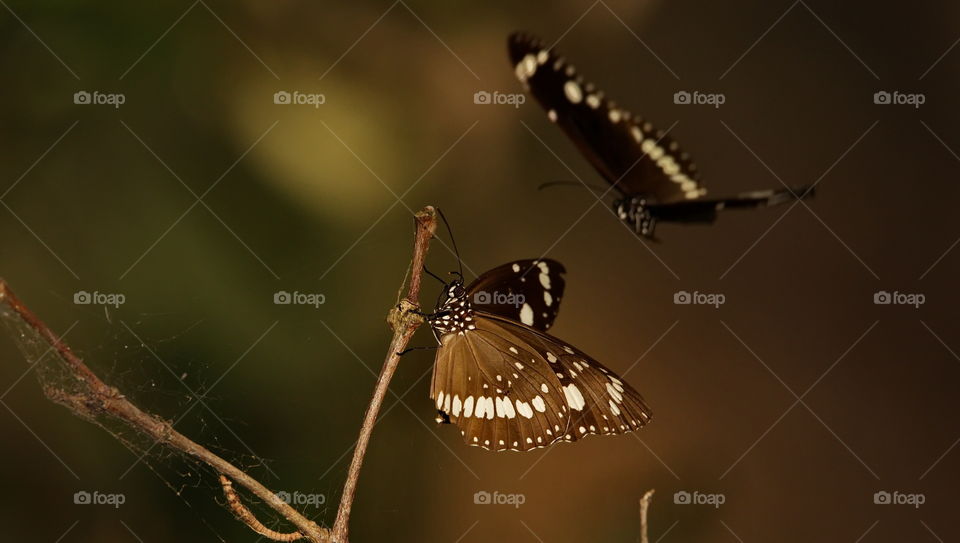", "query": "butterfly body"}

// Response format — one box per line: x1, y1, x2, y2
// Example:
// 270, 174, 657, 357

427, 259, 651, 452
509, 32, 814, 238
